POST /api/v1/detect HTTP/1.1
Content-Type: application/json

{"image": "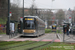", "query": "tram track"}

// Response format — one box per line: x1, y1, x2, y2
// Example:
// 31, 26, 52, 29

0, 35, 50, 50
0, 41, 22, 46
0, 40, 54, 50
0, 33, 58, 50
0, 39, 41, 50
27, 40, 54, 50
0, 41, 37, 50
